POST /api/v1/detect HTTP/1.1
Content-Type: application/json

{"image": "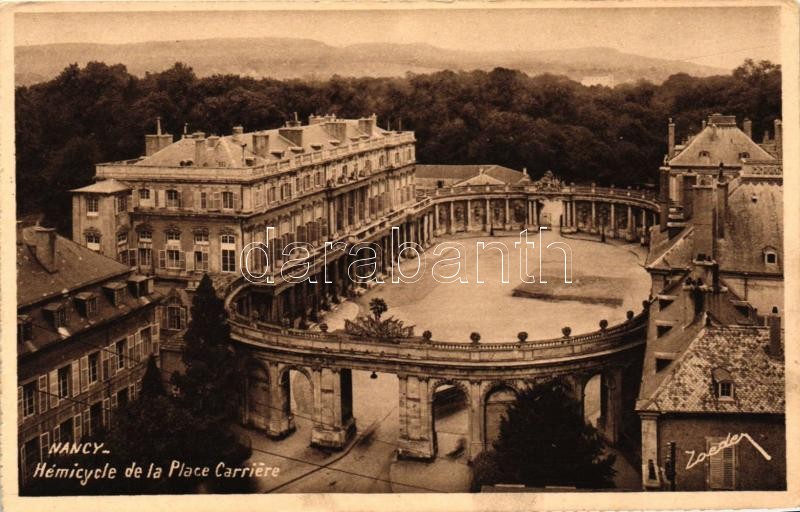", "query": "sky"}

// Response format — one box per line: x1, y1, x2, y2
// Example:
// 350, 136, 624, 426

15, 5, 781, 70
